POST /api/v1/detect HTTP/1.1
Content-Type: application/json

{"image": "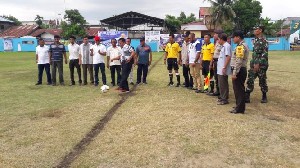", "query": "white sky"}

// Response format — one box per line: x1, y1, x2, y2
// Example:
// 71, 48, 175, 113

0, 0, 298, 24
